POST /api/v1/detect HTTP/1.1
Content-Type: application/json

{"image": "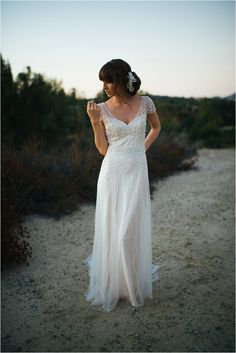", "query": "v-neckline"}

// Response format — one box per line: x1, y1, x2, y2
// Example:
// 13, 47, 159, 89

103, 96, 144, 126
